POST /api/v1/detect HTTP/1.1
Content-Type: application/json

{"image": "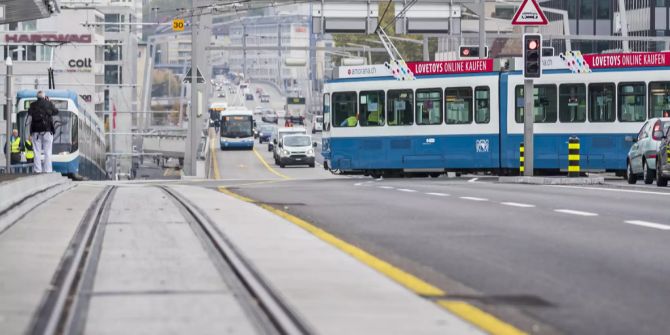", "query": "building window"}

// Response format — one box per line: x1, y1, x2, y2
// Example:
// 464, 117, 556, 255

332, 92, 357, 127
445, 87, 472, 124
618, 83, 646, 122
8, 22, 18, 31
515, 85, 558, 123
559, 84, 587, 122
105, 65, 122, 84
588, 83, 616, 122
416, 89, 442, 125
387, 90, 414, 126
104, 41, 122, 61
580, 1, 593, 19
4, 45, 22, 61
38, 46, 53, 62
105, 14, 121, 32
25, 45, 36, 61
596, 0, 610, 19
359, 90, 385, 126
